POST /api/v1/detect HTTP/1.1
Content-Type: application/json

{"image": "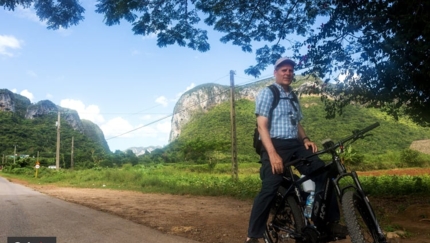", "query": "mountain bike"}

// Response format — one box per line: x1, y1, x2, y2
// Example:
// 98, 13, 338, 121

264, 122, 387, 243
